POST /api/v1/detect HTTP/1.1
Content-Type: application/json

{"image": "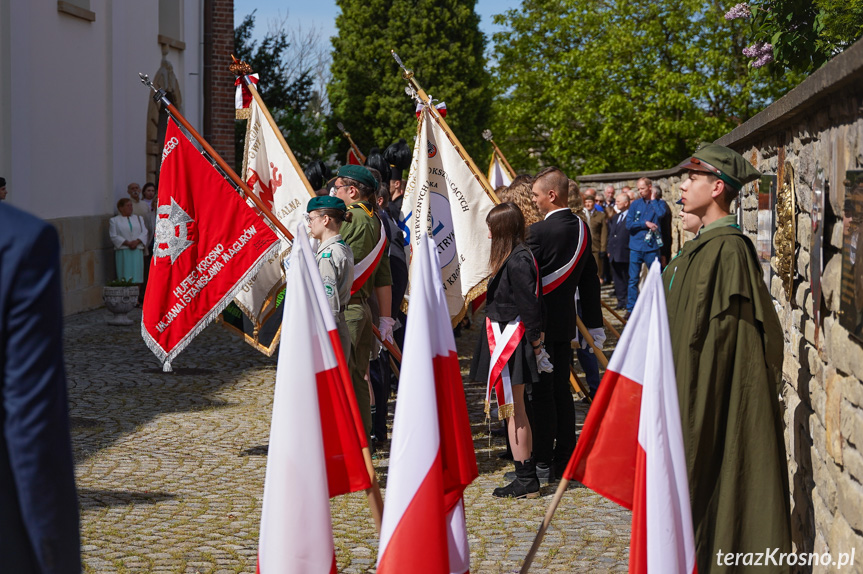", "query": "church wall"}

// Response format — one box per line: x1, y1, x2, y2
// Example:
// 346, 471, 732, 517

0, 0, 231, 315
578, 38, 863, 570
